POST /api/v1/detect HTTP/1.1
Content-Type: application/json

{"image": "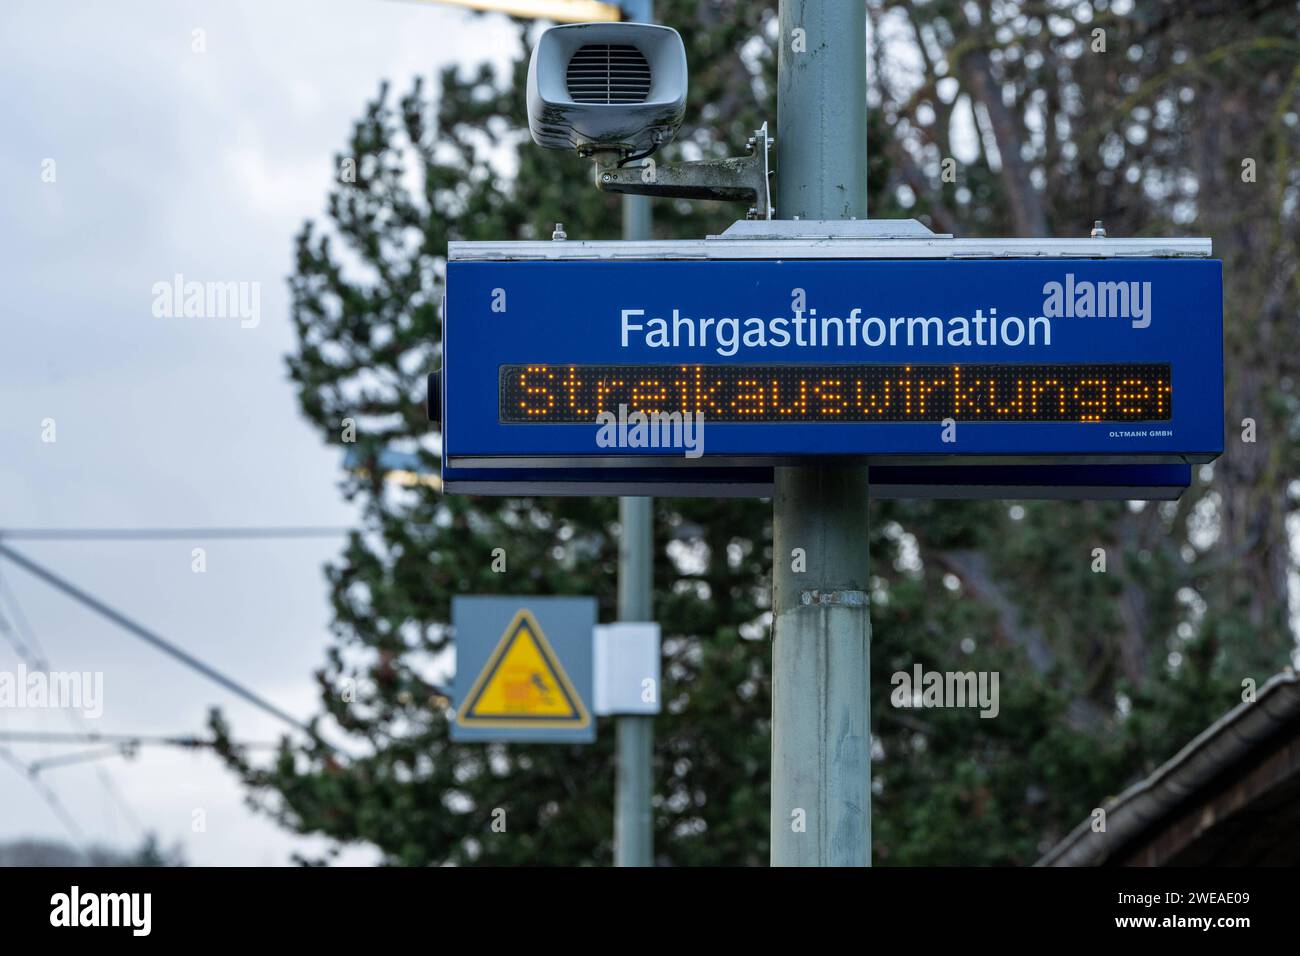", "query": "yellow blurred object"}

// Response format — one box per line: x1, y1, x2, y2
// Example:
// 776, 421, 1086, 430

350, 467, 443, 492
410, 0, 622, 23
